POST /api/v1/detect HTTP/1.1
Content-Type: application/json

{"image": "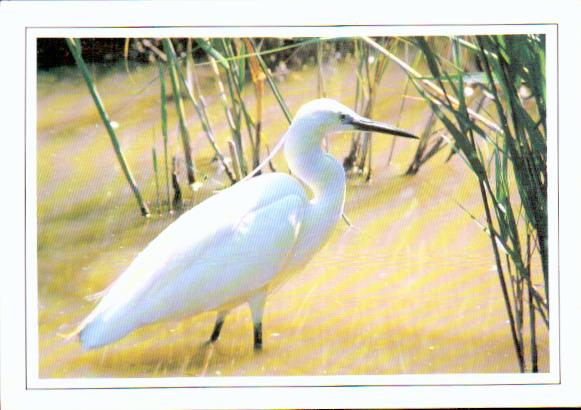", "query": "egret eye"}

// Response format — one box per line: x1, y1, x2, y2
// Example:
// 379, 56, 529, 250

339, 113, 349, 123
